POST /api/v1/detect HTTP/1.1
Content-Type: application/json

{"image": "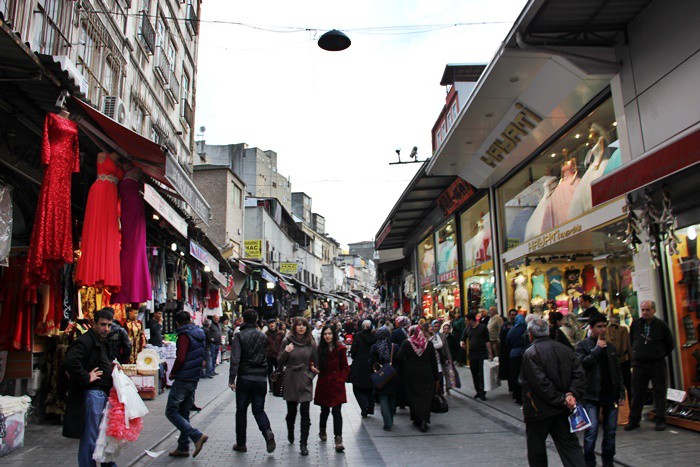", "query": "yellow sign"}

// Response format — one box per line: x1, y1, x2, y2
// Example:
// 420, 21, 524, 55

244, 240, 262, 259
463, 260, 494, 279
279, 262, 298, 274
